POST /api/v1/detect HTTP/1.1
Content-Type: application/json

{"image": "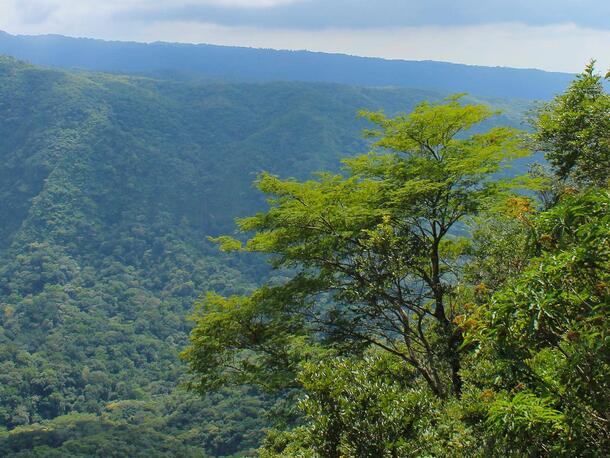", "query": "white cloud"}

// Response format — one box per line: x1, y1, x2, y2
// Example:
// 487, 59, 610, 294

201, 0, 302, 6
0, 0, 304, 33
8, 0, 301, 15
96, 21, 610, 73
